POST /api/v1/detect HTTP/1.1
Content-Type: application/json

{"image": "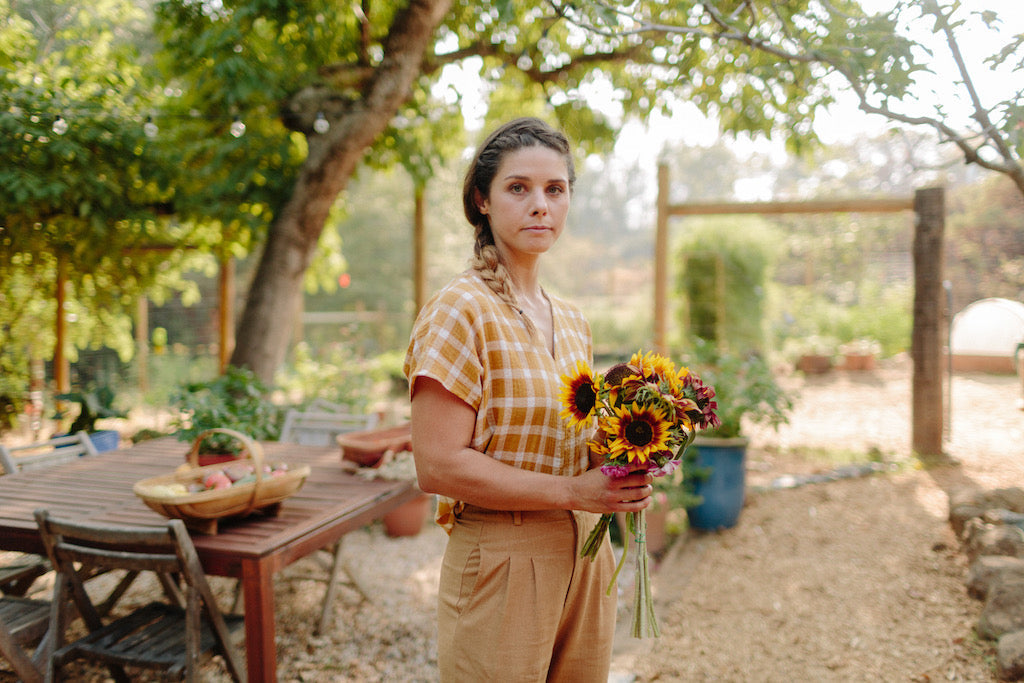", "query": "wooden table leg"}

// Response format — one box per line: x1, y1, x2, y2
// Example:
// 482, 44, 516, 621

240, 557, 277, 682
